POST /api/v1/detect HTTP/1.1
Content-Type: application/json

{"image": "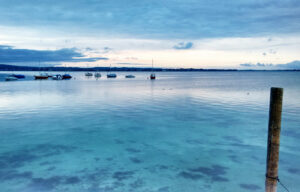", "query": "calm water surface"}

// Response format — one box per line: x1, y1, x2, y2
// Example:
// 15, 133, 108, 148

0, 71, 299, 192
